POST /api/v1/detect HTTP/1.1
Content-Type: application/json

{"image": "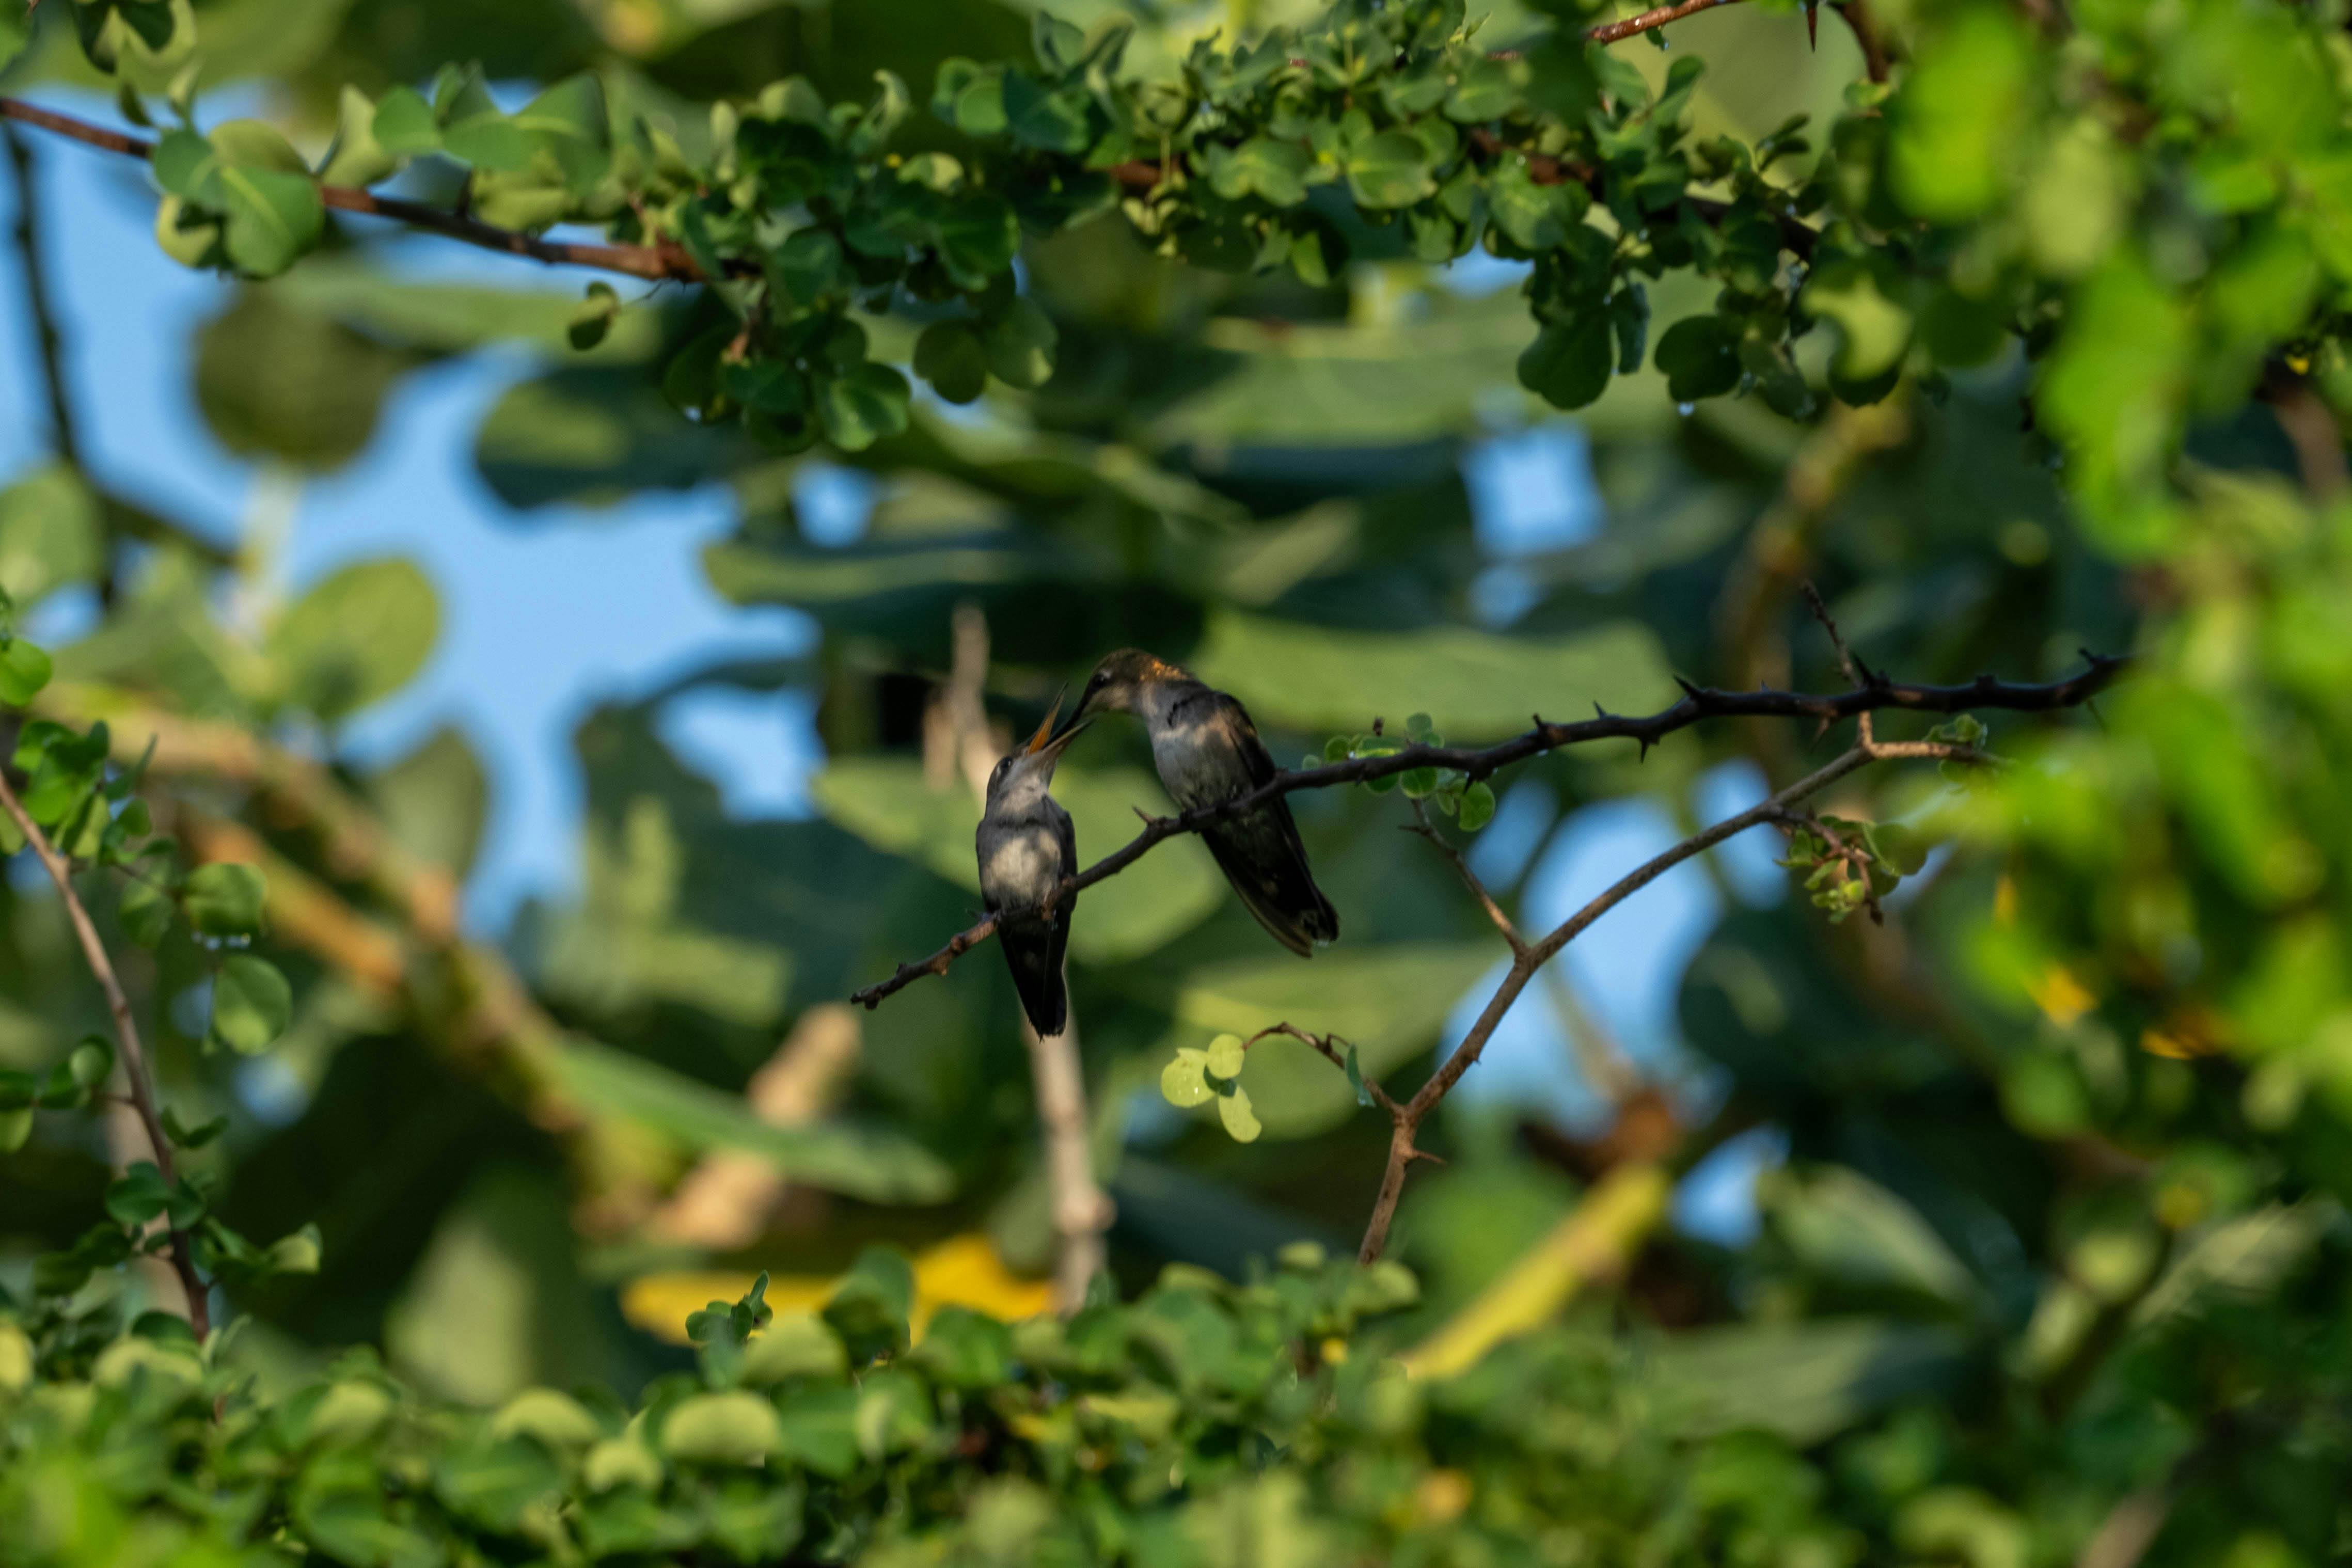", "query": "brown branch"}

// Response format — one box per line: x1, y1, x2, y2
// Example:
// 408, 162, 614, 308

1407, 800, 1525, 956
1586, 0, 1750, 45
1834, 0, 1895, 82
1354, 734, 1997, 1261
0, 96, 701, 282
850, 654, 2129, 1008
1246, 1022, 1399, 1116
0, 764, 209, 1336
